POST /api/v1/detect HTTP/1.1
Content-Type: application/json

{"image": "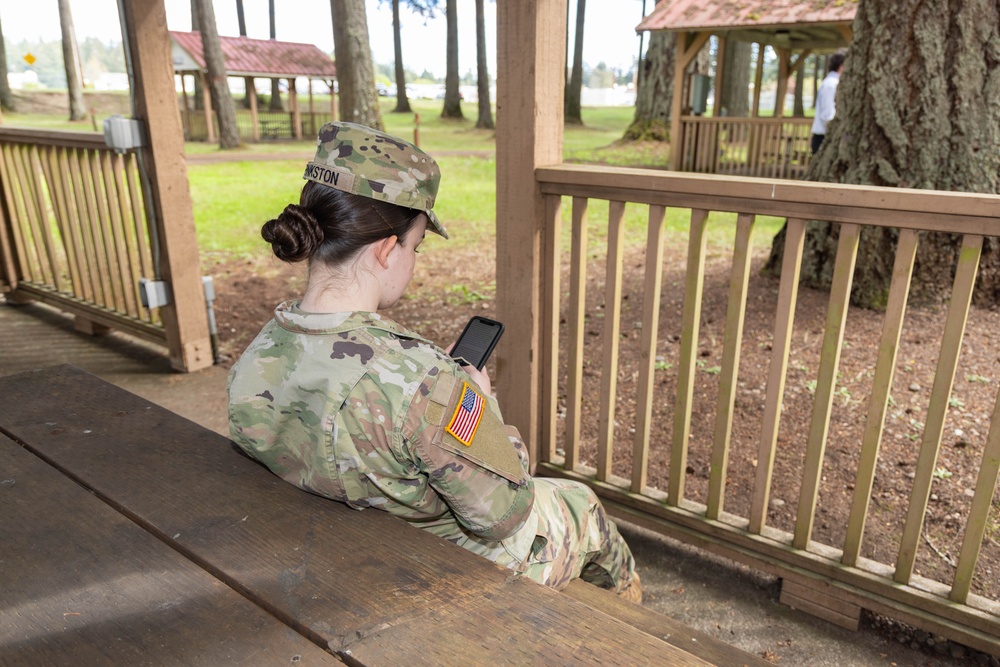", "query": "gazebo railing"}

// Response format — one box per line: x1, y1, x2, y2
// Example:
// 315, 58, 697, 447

0, 128, 164, 343
533, 163, 1000, 655
182, 110, 334, 143
678, 116, 813, 179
